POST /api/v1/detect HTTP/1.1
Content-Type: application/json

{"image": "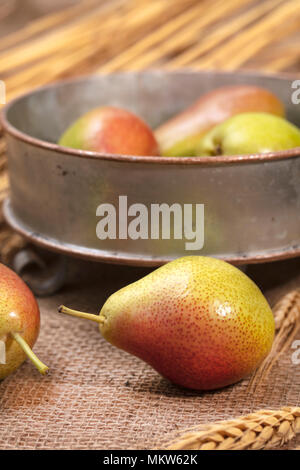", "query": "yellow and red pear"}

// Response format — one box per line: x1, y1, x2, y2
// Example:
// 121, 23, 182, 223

59, 256, 274, 390
156, 85, 285, 156
0, 263, 48, 380
59, 106, 160, 156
